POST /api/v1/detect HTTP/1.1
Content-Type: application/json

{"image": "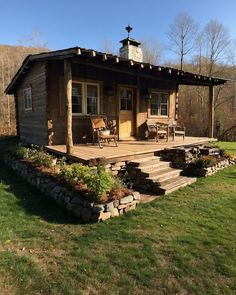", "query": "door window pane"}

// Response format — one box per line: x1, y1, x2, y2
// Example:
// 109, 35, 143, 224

120, 89, 132, 110
87, 84, 98, 114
